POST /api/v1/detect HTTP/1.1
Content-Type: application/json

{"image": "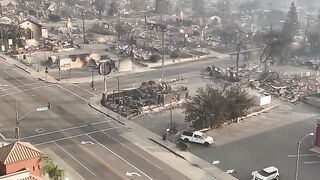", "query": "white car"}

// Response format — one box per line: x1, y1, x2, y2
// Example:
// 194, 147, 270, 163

180, 131, 214, 146
252, 166, 280, 180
